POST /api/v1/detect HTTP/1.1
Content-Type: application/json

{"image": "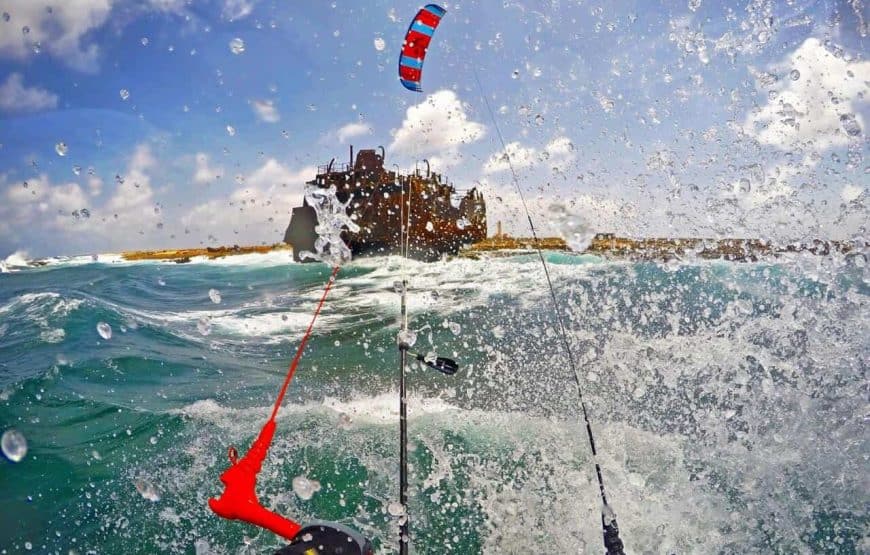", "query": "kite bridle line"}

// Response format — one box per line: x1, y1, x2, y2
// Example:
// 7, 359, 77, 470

471, 67, 626, 555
